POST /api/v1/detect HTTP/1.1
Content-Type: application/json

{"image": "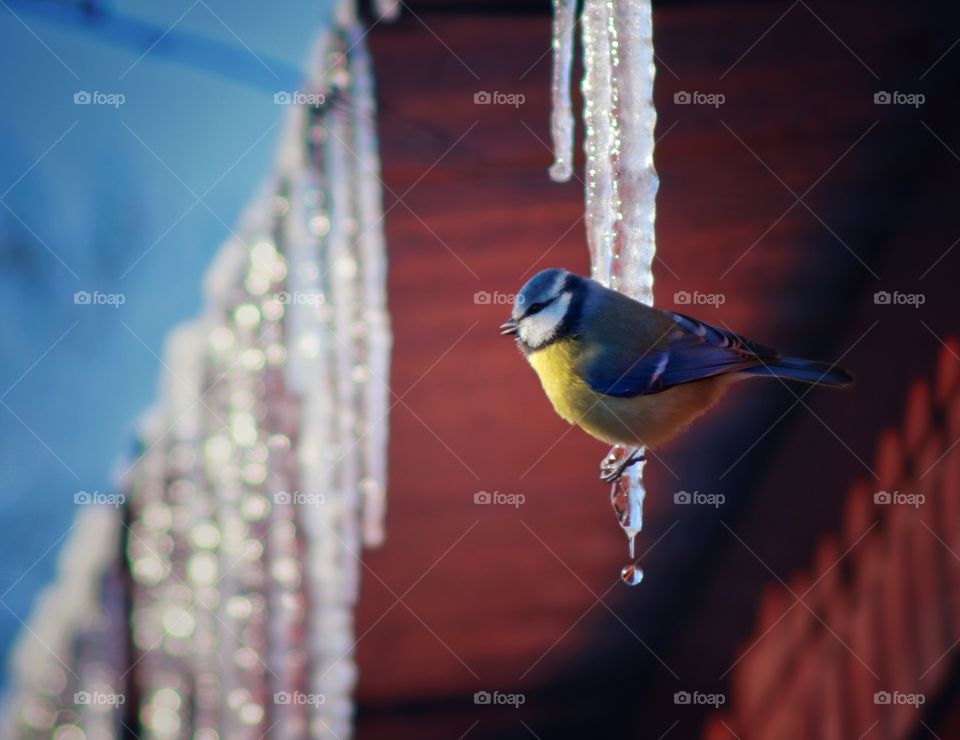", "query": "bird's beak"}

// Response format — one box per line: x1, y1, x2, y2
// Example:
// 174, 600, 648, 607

499, 318, 519, 336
